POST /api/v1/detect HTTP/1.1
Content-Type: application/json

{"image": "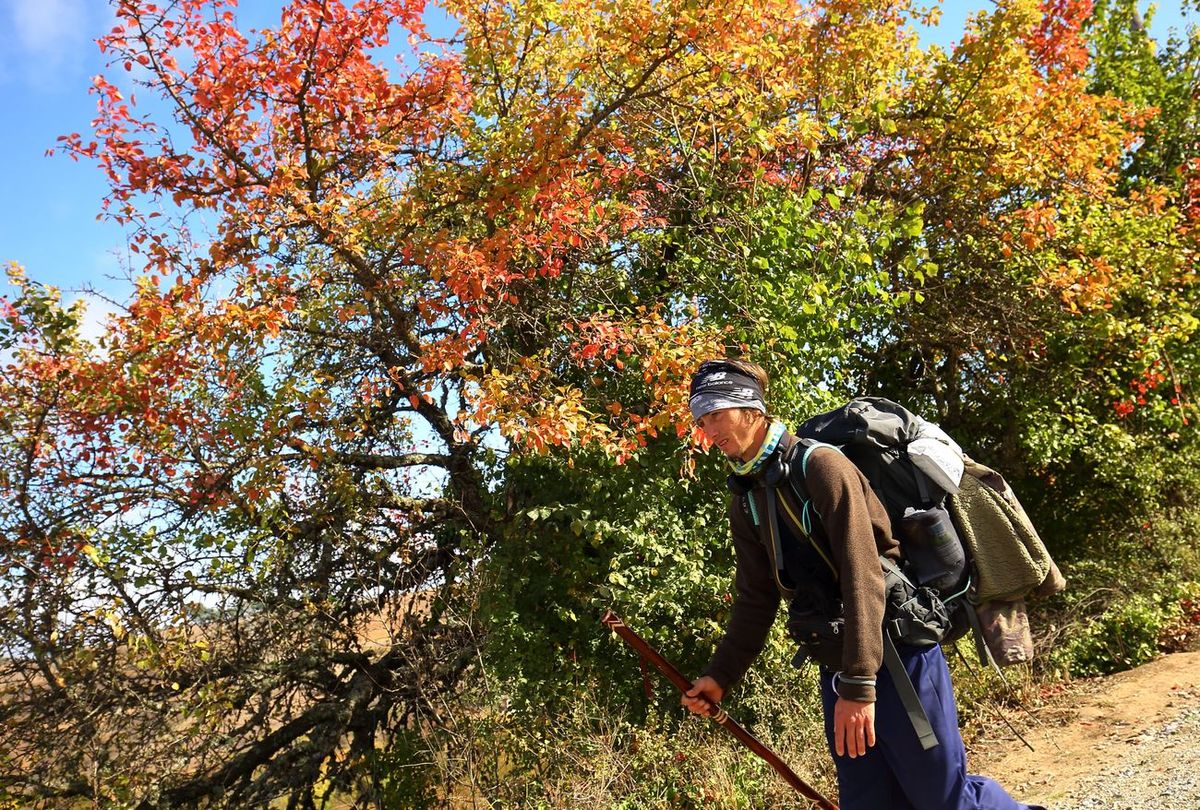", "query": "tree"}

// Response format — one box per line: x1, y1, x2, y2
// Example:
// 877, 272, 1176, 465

2, 0, 1197, 806
0, 0, 893, 804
